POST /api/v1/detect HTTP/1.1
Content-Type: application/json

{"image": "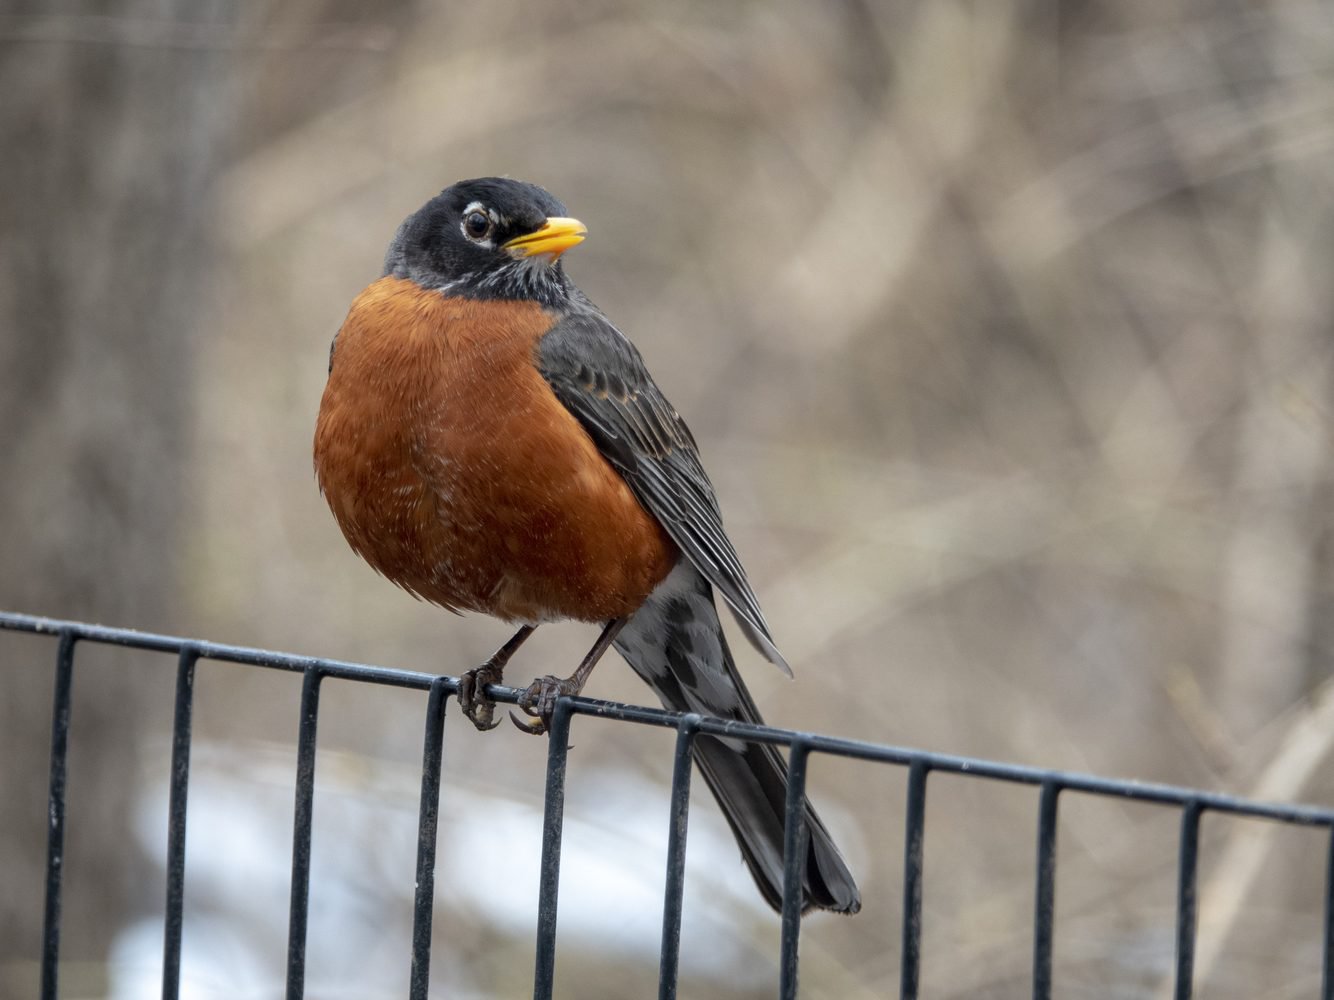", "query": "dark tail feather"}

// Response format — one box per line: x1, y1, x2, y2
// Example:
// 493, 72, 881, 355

615, 563, 861, 915
693, 723, 862, 913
